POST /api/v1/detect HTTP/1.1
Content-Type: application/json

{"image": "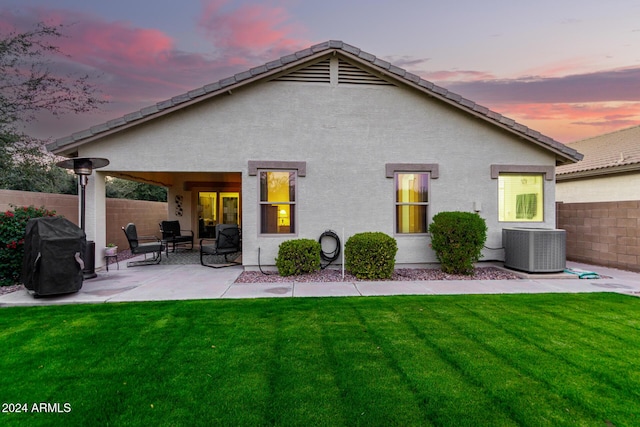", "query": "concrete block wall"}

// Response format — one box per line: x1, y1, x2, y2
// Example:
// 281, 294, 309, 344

557, 200, 640, 272
106, 198, 168, 250
0, 189, 79, 224
0, 189, 167, 254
